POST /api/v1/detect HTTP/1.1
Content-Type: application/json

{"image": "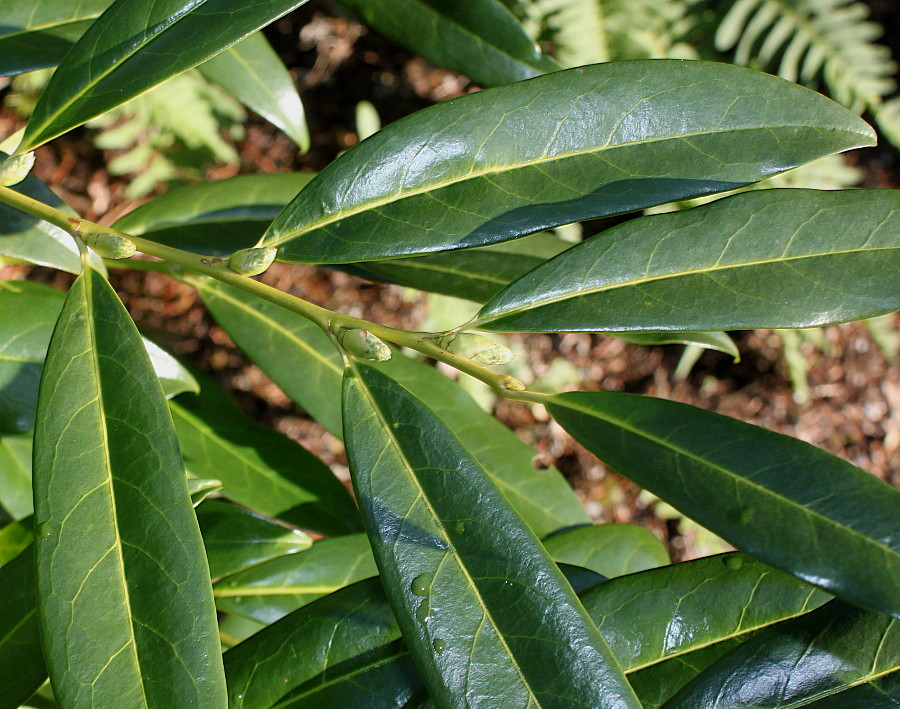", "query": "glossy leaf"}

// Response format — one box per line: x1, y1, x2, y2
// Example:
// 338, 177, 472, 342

374, 355, 590, 538
0, 546, 46, 709
627, 640, 746, 709
343, 363, 640, 708
803, 670, 900, 708
0, 280, 64, 435
0, 432, 33, 520
580, 552, 831, 671
549, 391, 900, 618
169, 371, 359, 536
263, 61, 874, 263
199, 32, 310, 151
116, 173, 316, 255
196, 279, 345, 435
224, 578, 421, 709
32, 266, 226, 707
0, 518, 32, 567
197, 500, 312, 580
336, 0, 556, 87
543, 524, 669, 578
18, 0, 312, 151
664, 600, 900, 708
476, 189, 900, 333
0, 0, 108, 77
0, 175, 84, 274
214, 534, 378, 624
